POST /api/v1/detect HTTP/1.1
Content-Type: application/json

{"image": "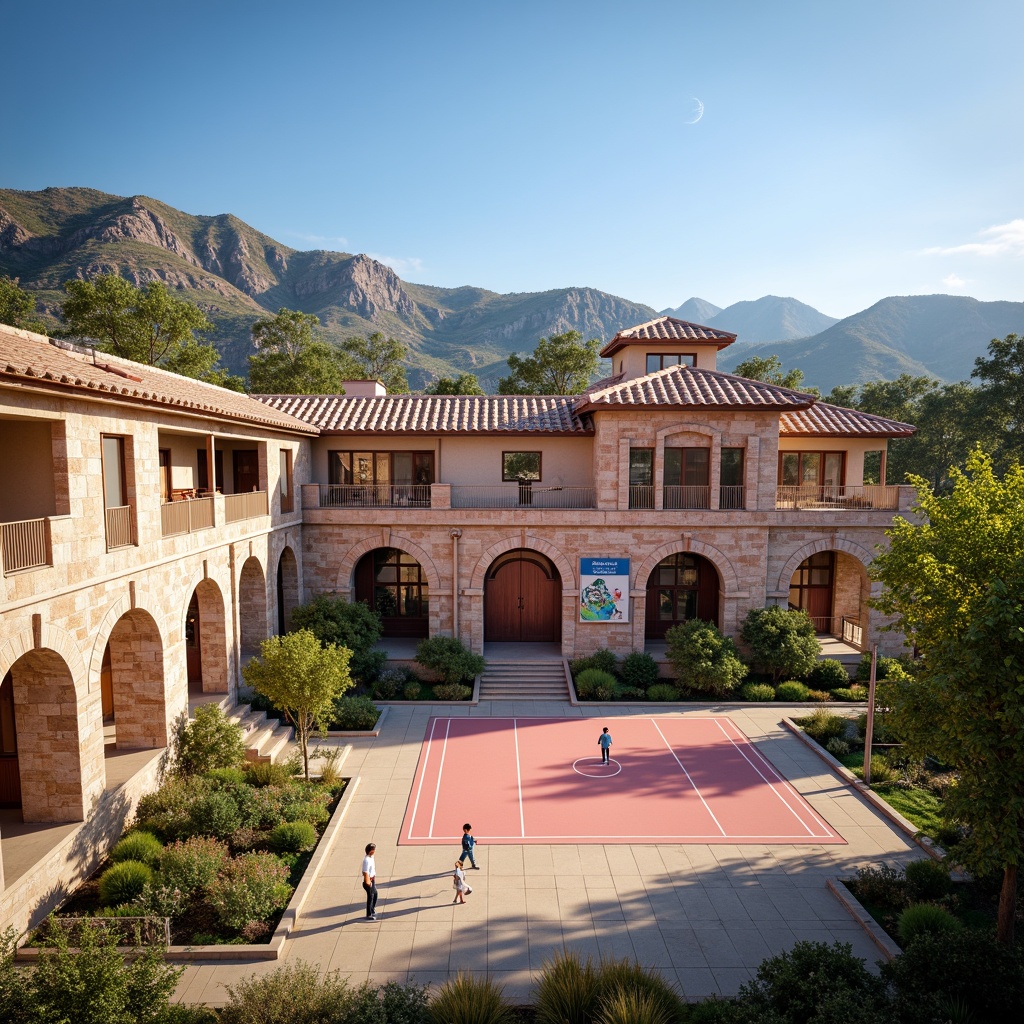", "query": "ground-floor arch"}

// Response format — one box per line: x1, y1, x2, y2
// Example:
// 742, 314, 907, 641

239, 556, 269, 656
186, 579, 228, 695
355, 547, 430, 638
484, 548, 562, 643
277, 546, 299, 635
105, 609, 168, 750
788, 549, 870, 644
644, 552, 721, 638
